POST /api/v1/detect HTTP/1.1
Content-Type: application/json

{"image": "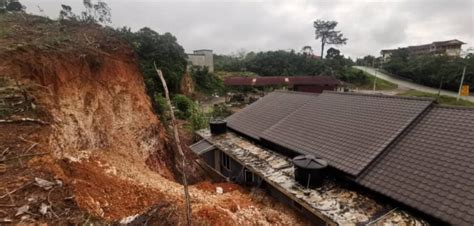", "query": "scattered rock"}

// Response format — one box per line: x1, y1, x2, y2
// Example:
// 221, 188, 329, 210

34, 177, 55, 190
15, 204, 29, 216
216, 187, 223, 194
0, 218, 13, 223
119, 214, 139, 224
39, 203, 50, 215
